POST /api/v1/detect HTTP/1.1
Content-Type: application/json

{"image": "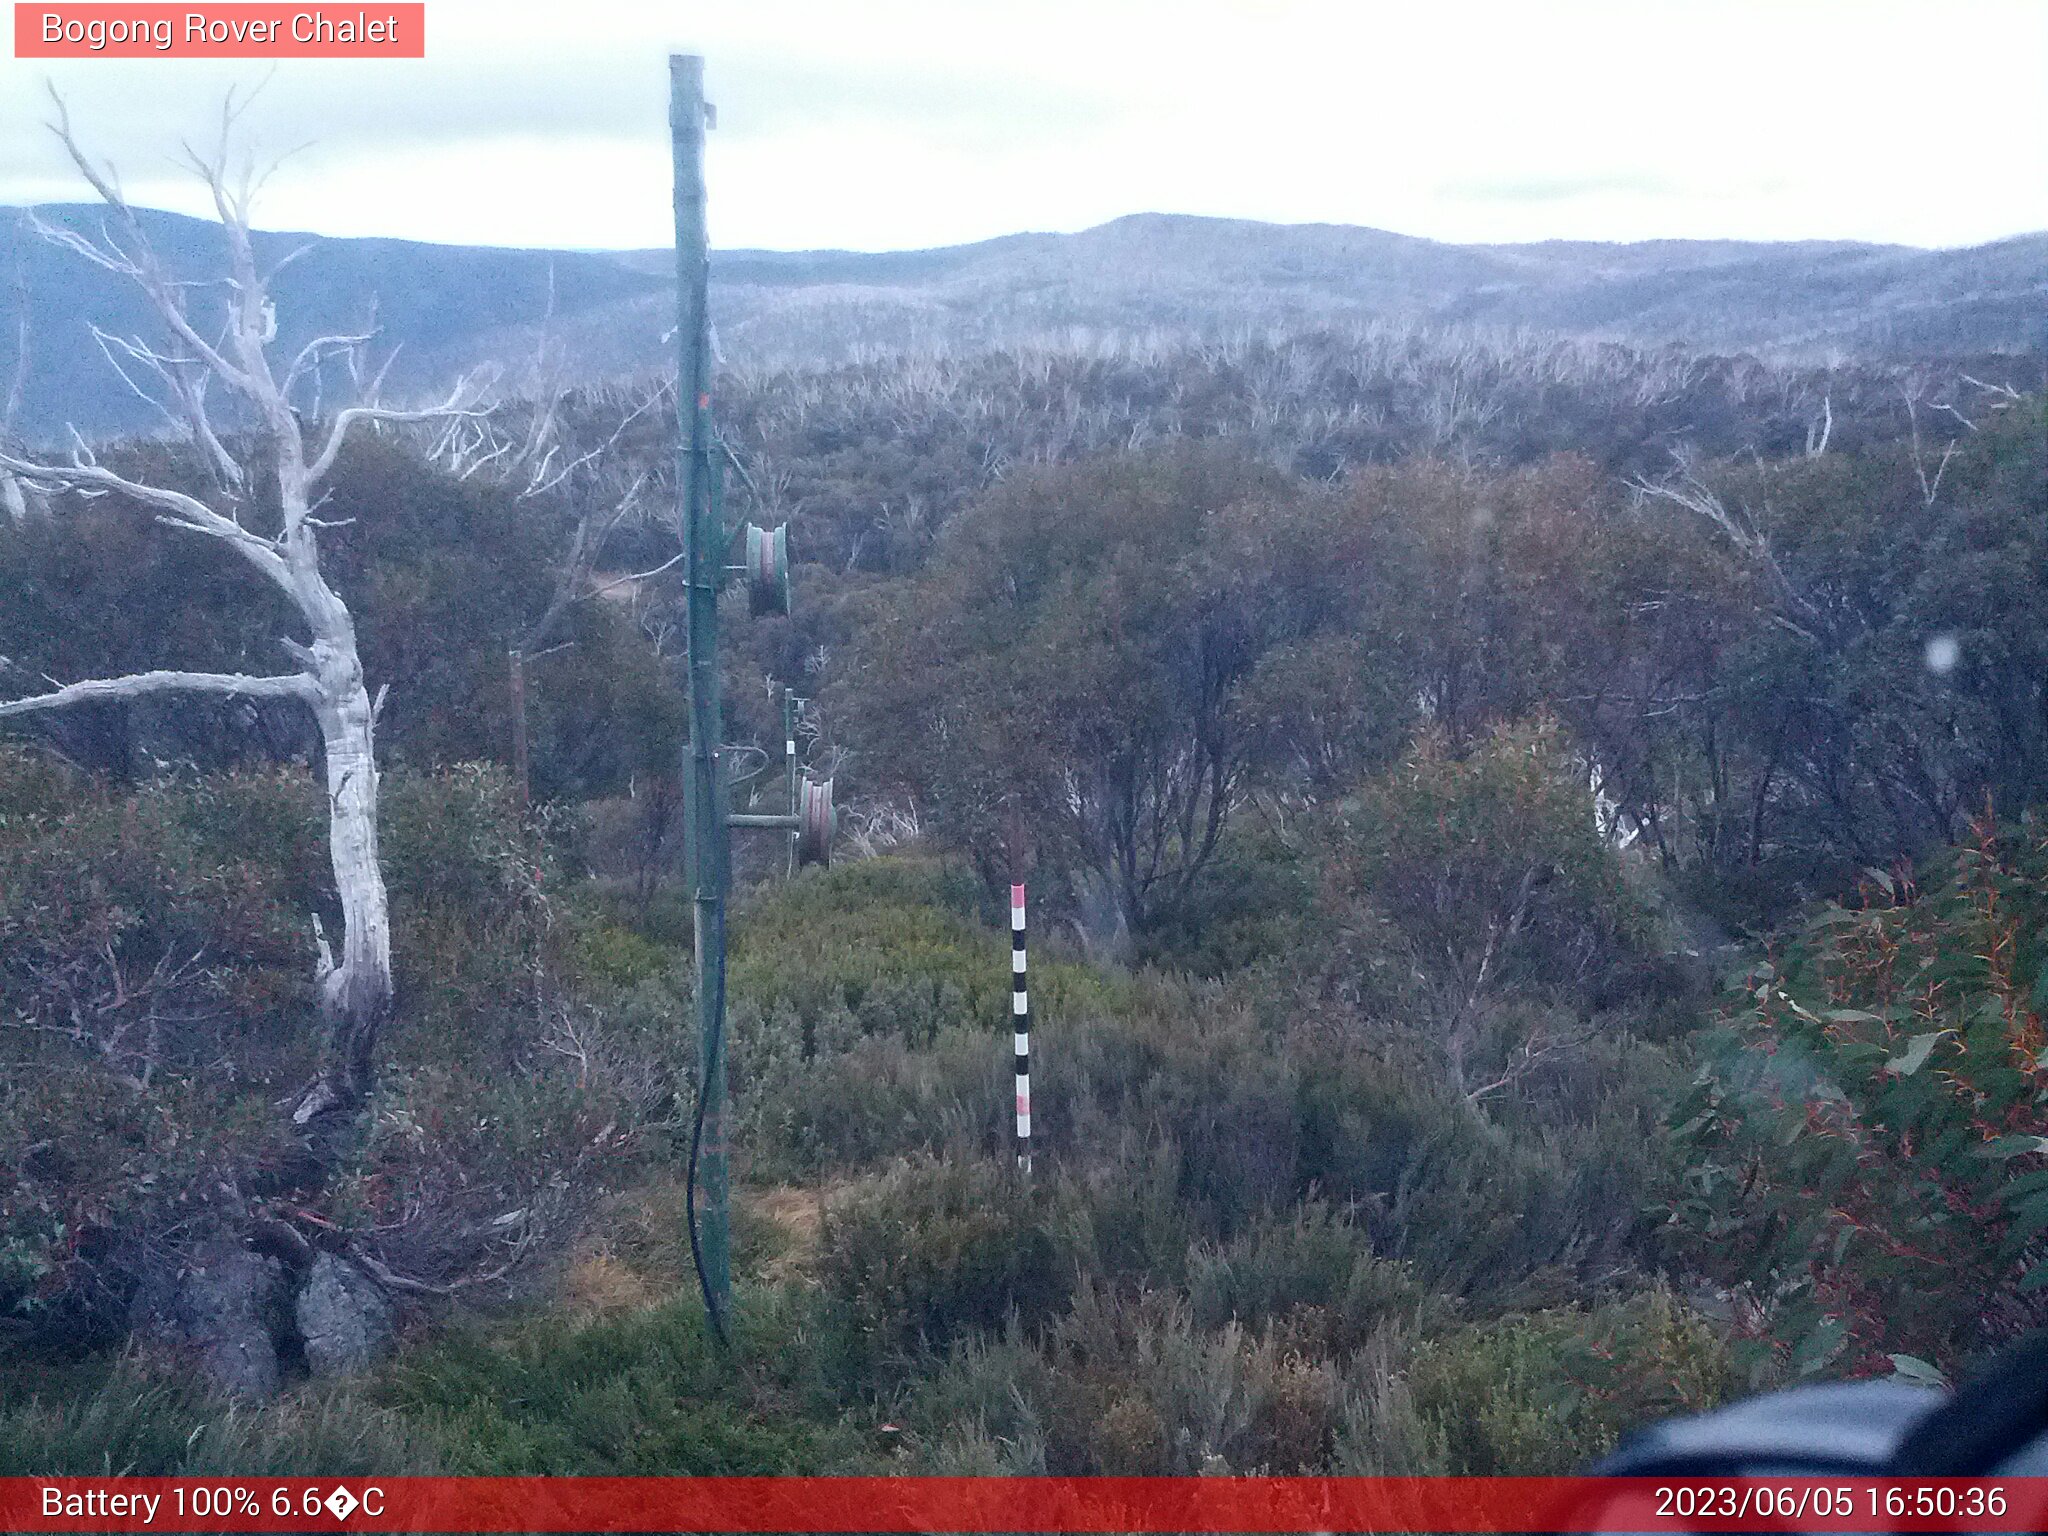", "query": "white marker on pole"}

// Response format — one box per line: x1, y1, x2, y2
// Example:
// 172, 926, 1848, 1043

1011, 882, 1031, 1173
